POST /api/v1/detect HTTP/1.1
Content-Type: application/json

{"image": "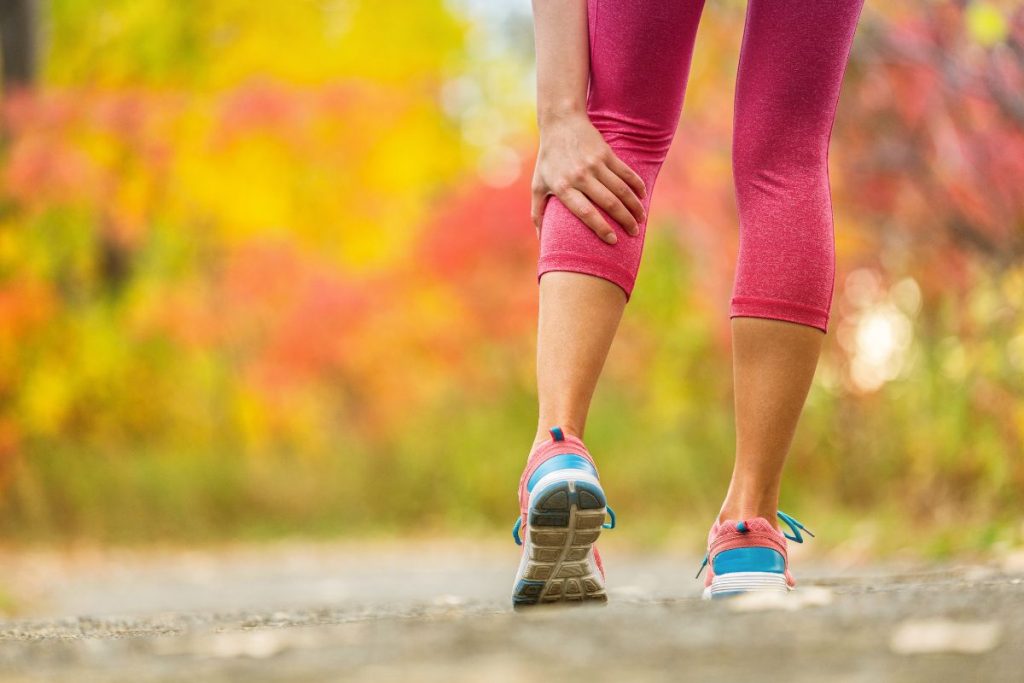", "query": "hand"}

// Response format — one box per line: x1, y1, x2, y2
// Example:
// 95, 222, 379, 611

531, 110, 647, 244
